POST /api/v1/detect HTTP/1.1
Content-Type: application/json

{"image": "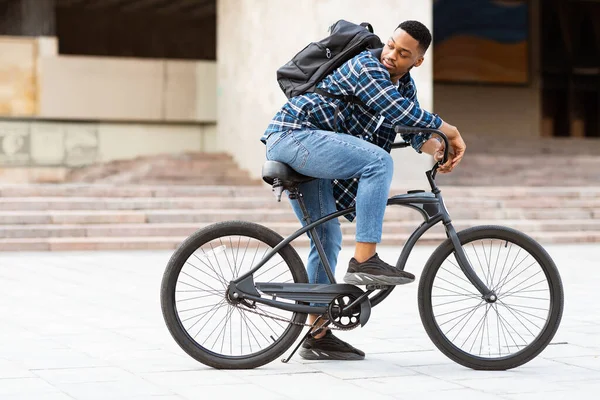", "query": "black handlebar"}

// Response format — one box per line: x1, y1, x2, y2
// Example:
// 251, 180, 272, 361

391, 126, 450, 180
